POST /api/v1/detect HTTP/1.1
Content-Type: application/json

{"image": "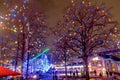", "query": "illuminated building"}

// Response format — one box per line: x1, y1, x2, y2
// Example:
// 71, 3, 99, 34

89, 56, 106, 76
104, 58, 120, 73
54, 55, 120, 77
